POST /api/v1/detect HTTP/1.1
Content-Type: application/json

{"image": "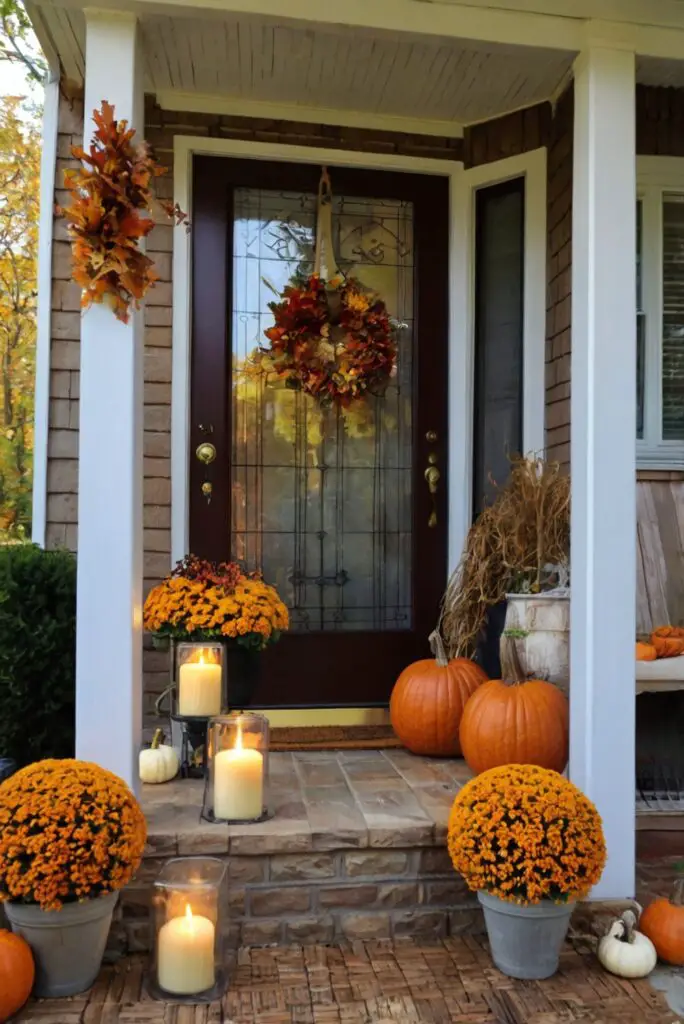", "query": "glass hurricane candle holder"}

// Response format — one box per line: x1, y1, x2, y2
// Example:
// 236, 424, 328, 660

174, 642, 226, 719
202, 713, 270, 824
149, 857, 228, 1002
